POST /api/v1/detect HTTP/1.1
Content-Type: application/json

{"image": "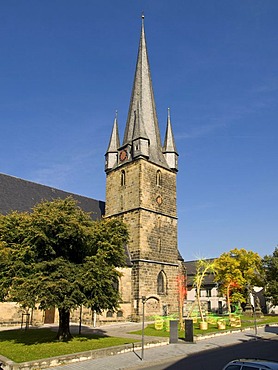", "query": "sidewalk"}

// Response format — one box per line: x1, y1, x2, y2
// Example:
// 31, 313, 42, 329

45, 324, 277, 370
